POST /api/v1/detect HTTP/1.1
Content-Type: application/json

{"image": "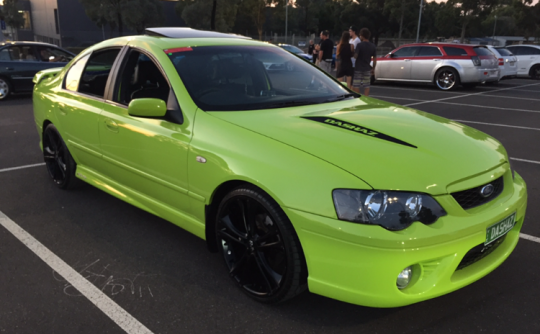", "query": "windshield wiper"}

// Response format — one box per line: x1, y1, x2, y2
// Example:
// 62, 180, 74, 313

324, 93, 358, 103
